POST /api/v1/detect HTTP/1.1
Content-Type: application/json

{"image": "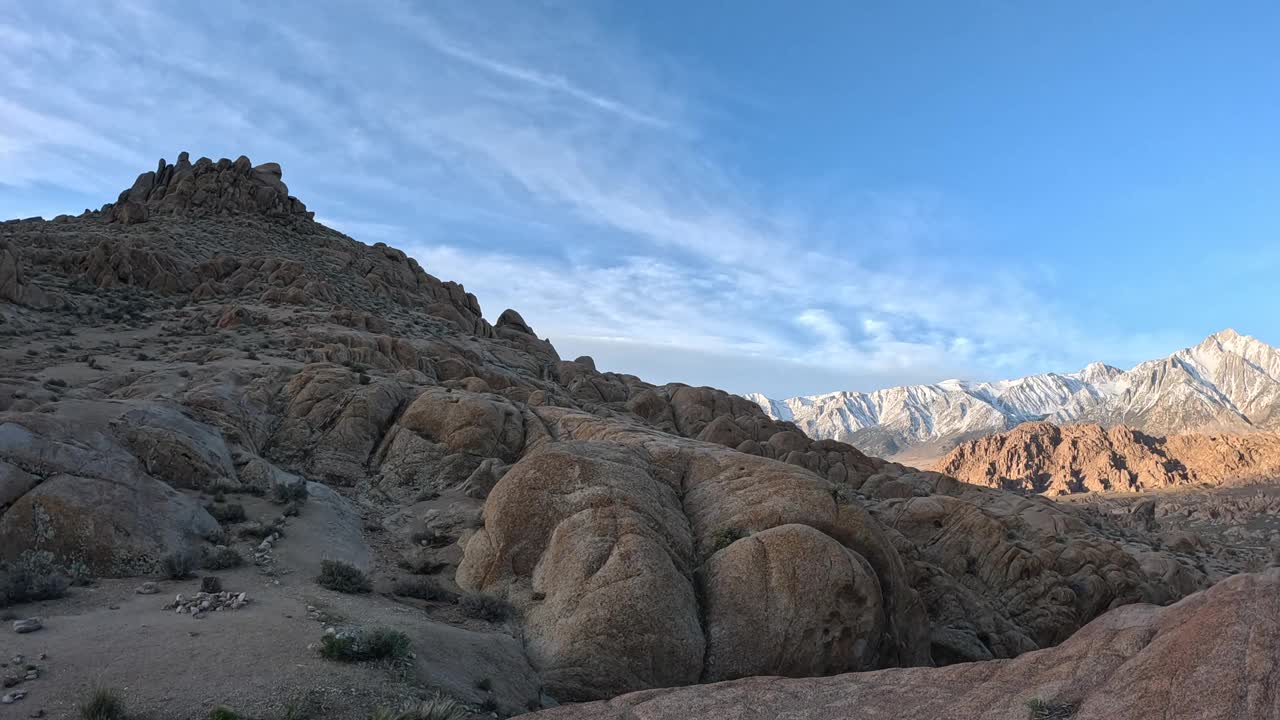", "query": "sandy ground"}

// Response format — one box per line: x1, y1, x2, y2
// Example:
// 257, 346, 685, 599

0, 493, 543, 720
